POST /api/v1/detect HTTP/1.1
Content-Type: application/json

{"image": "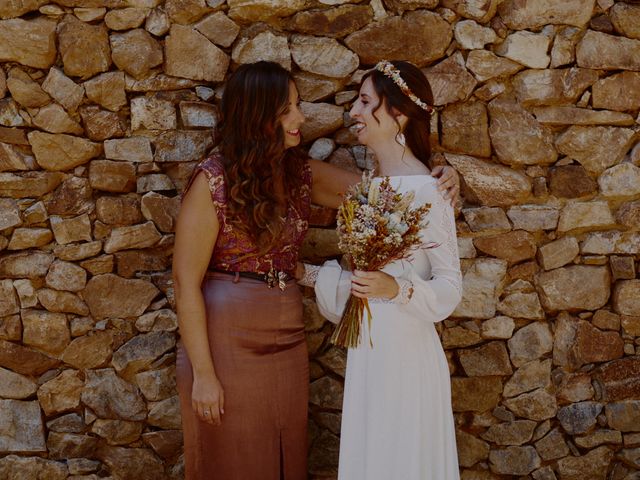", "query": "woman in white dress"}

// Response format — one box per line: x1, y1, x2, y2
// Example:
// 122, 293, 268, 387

301, 60, 463, 480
